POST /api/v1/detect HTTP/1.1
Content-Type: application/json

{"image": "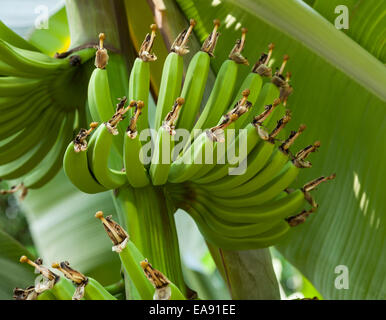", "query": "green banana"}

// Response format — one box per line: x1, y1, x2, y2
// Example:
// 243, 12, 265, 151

215, 129, 318, 198
204, 124, 307, 191
52, 261, 116, 300
150, 98, 185, 186
182, 202, 291, 250
128, 25, 157, 132
0, 92, 49, 139
19, 255, 75, 300
189, 200, 279, 238
23, 111, 75, 189
123, 101, 150, 188
230, 43, 277, 129
122, 100, 152, 188
0, 20, 39, 51
153, 20, 195, 130
0, 76, 41, 96
168, 92, 252, 183
87, 33, 125, 156
48, 277, 76, 300
194, 101, 287, 184
0, 39, 67, 76
201, 138, 275, 191
63, 123, 107, 194
95, 211, 185, 300
0, 110, 64, 179
176, 20, 221, 131
0, 107, 56, 165
193, 27, 249, 133
88, 122, 128, 190
177, 187, 306, 224
212, 161, 300, 208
